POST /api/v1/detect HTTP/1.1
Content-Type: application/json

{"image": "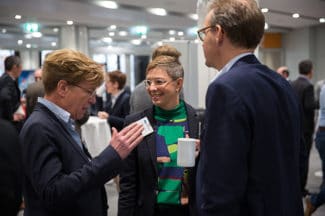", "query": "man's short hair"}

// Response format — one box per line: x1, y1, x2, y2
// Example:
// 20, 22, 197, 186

298, 60, 313, 75
4, 55, 21, 71
208, 0, 265, 49
42, 49, 104, 94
